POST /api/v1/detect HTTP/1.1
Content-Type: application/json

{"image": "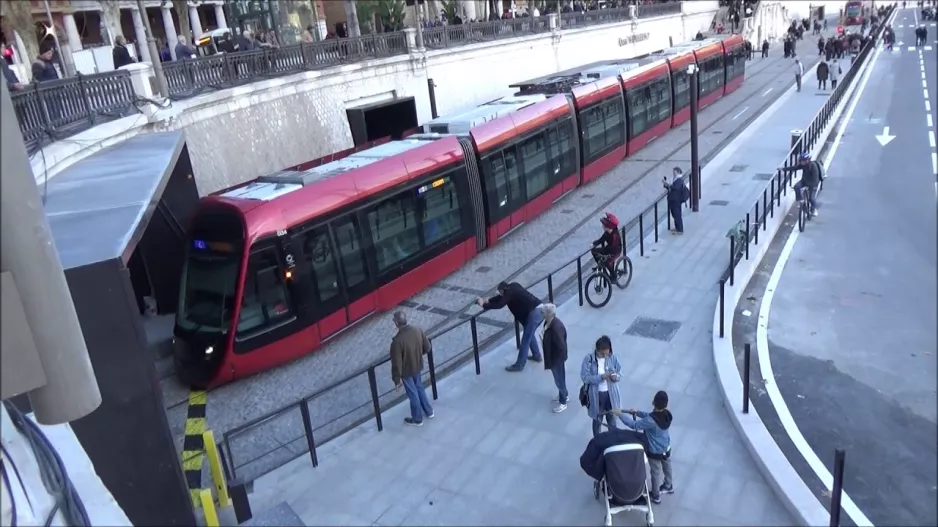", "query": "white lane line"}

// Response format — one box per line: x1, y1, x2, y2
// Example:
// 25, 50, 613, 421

928, 114, 934, 128
925, 79, 930, 89
732, 107, 749, 120
762, 88, 773, 97
926, 89, 931, 100
930, 131, 936, 148
933, 152, 937, 175
927, 100, 932, 112
908, 46, 917, 51
923, 71, 928, 80
761, 32, 890, 527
